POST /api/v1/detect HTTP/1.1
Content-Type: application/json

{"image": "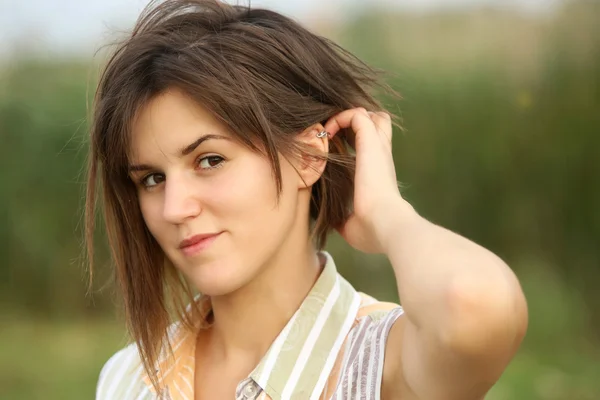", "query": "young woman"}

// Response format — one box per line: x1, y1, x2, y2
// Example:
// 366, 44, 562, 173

89, 1, 528, 399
